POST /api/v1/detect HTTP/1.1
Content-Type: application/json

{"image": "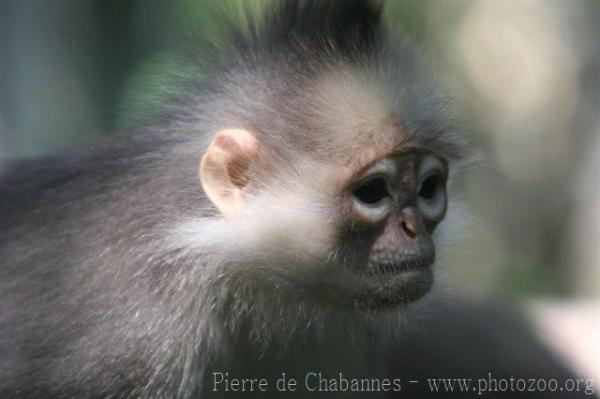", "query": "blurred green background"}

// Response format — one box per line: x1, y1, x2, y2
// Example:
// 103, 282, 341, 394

0, 0, 598, 302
